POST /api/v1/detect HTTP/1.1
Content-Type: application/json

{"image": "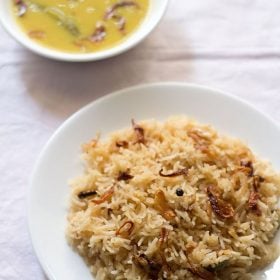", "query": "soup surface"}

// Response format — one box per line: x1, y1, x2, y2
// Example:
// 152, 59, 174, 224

13, 0, 149, 53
